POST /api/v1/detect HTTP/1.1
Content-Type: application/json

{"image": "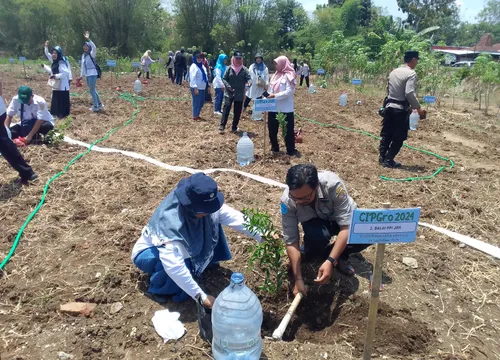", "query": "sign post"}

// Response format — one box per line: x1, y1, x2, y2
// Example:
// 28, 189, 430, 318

348, 203, 420, 360
254, 98, 277, 160
423, 95, 436, 111
107, 60, 117, 87
19, 57, 27, 78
